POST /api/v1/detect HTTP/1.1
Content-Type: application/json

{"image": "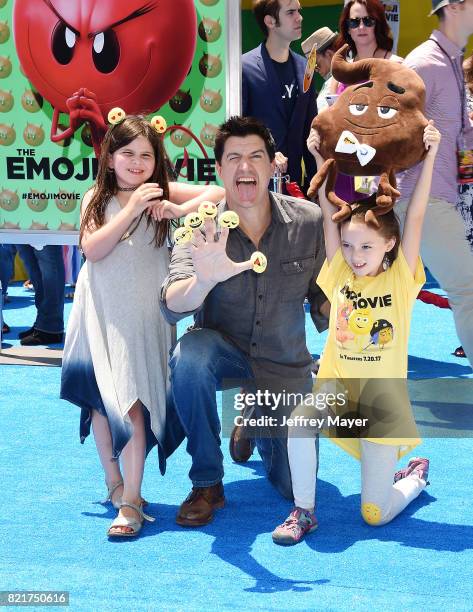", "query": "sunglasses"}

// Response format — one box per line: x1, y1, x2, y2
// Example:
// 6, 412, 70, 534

346, 16, 376, 29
